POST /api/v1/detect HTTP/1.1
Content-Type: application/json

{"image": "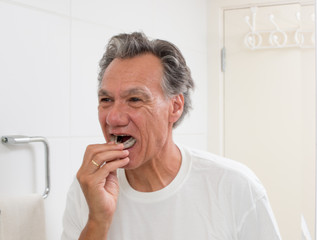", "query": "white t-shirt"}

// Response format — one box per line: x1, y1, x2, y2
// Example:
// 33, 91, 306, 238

62, 146, 281, 240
